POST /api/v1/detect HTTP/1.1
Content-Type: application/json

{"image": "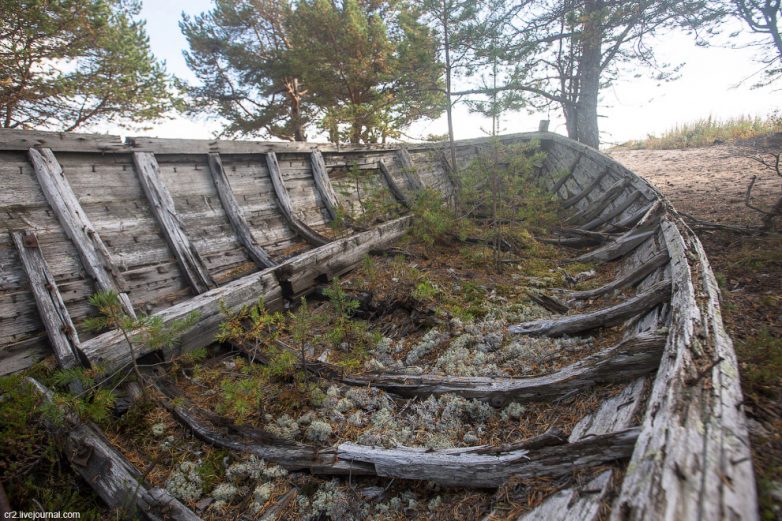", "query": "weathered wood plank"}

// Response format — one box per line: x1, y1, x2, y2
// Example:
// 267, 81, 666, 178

396, 147, 425, 191
11, 231, 83, 371
581, 190, 643, 231
574, 202, 663, 264
553, 152, 583, 195
310, 150, 341, 220
337, 428, 639, 488
509, 280, 671, 336
344, 332, 664, 407
265, 152, 329, 246
0, 130, 127, 152
377, 160, 411, 207
28, 379, 200, 521
611, 218, 757, 521
80, 218, 410, 374
569, 377, 646, 442
132, 151, 215, 294
562, 167, 610, 209
516, 471, 613, 521
207, 153, 276, 268
28, 147, 135, 318
566, 178, 630, 224
567, 251, 670, 301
